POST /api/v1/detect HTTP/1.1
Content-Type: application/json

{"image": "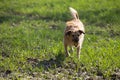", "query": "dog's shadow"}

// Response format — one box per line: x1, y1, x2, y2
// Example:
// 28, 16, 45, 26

27, 53, 66, 71
37, 53, 66, 70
